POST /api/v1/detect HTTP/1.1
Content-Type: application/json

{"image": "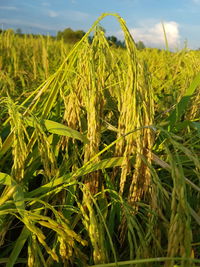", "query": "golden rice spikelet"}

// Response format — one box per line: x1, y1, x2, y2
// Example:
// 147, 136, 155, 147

128, 128, 154, 203
7, 98, 28, 181
81, 188, 108, 264
60, 86, 82, 152
63, 92, 81, 130
28, 243, 34, 267
128, 61, 154, 204
115, 60, 138, 195
109, 21, 154, 200
165, 148, 192, 267
35, 123, 57, 181
81, 31, 107, 194
28, 234, 40, 267
186, 88, 200, 120
58, 236, 70, 261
